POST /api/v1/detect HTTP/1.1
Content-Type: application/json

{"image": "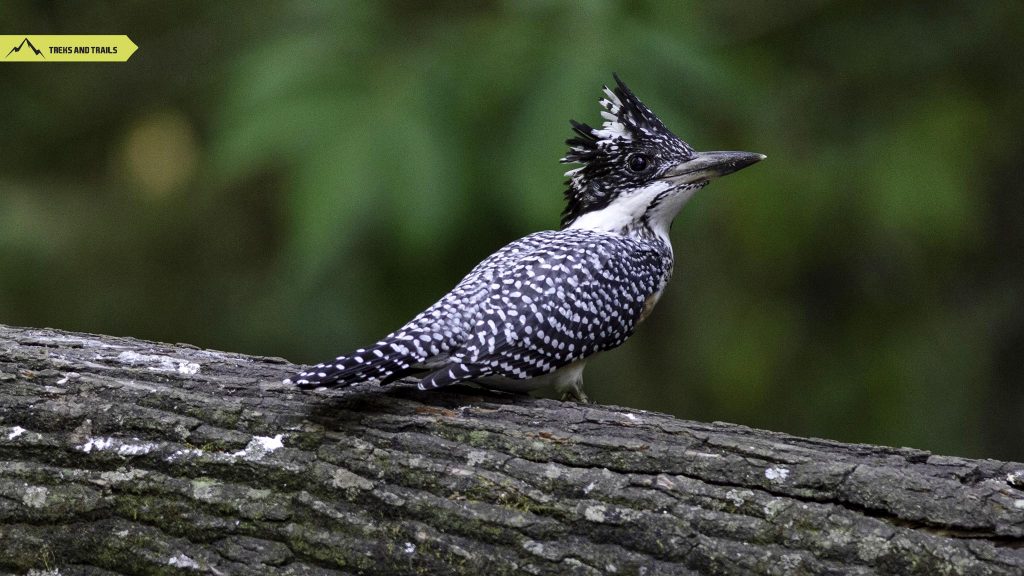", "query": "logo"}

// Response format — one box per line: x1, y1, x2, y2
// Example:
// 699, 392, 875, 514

5, 37, 44, 59
1, 35, 137, 62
